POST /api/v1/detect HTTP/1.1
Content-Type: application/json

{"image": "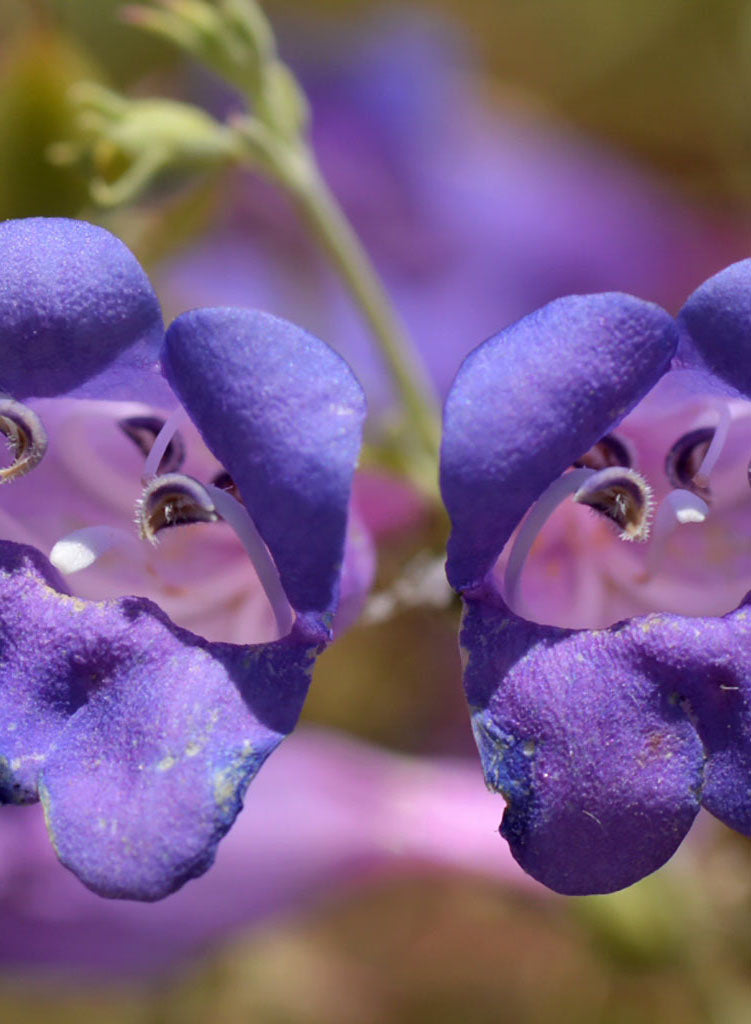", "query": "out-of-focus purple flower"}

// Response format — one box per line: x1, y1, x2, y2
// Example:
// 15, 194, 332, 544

162, 17, 745, 413
0, 217, 367, 901
0, 726, 537, 977
440, 261, 751, 896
